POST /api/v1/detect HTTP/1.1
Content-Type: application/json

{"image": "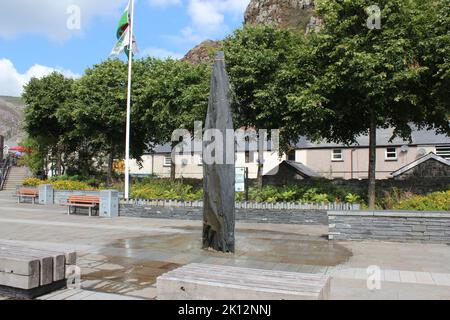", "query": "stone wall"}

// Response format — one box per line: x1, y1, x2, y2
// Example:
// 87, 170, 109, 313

263, 177, 449, 195
120, 204, 328, 225
328, 211, 450, 243
53, 190, 100, 204
394, 159, 450, 180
